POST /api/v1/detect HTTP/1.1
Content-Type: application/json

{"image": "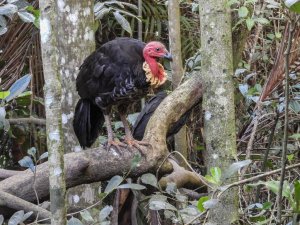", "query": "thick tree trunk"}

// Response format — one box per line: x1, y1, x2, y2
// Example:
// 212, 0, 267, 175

39, 0, 66, 223
199, 0, 238, 224
168, 0, 188, 165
